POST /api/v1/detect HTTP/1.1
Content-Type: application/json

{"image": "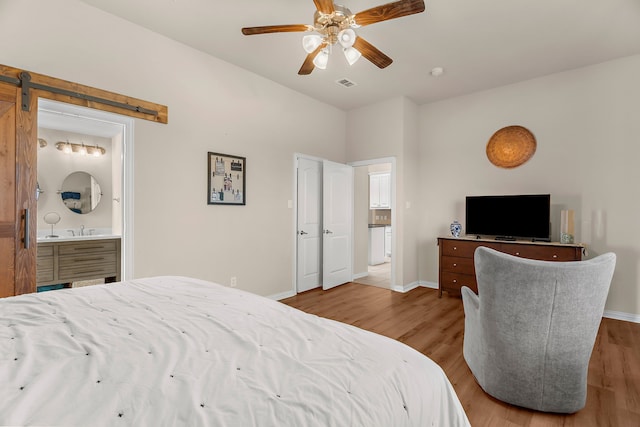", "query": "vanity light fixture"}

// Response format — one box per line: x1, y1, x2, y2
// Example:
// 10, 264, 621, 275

55, 140, 106, 157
